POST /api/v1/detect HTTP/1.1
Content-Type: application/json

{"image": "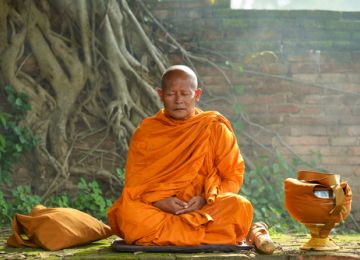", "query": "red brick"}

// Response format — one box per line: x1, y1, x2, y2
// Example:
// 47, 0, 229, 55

348, 73, 360, 83
340, 83, 360, 93
271, 125, 291, 135
278, 145, 317, 156
332, 115, 359, 125
153, 2, 182, 9
249, 114, 284, 124
331, 137, 358, 146
202, 75, 228, 85
152, 10, 170, 19
205, 31, 224, 40
269, 104, 300, 114
324, 105, 351, 115
284, 136, 329, 145
301, 106, 323, 115
251, 82, 291, 95
326, 126, 342, 136
237, 94, 286, 105
285, 145, 348, 156
290, 63, 319, 74
285, 116, 338, 126
291, 126, 327, 136
259, 63, 288, 75
322, 165, 356, 178
243, 105, 268, 114
292, 73, 320, 82
355, 167, 360, 177
322, 95, 345, 105
205, 84, 231, 94
318, 63, 353, 73
302, 95, 323, 104
317, 73, 349, 84
287, 54, 316, 63
352, 106, 360, 116
342, 95, 359, 106
295, 85, 323, 96
350, 146, 360, 155
321, 156, 359, 165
